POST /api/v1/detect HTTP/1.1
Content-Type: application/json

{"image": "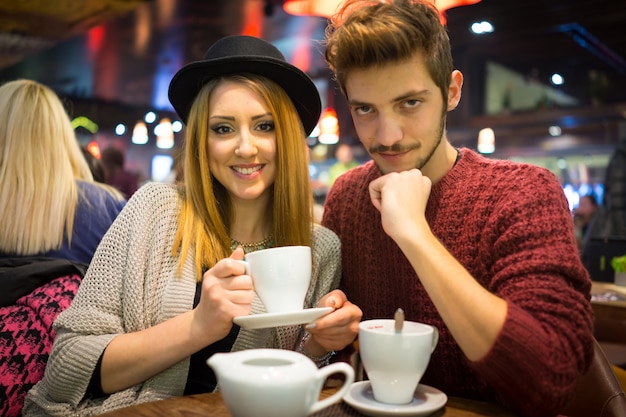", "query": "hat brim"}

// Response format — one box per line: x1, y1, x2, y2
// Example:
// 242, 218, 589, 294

168, 56, 321, 137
